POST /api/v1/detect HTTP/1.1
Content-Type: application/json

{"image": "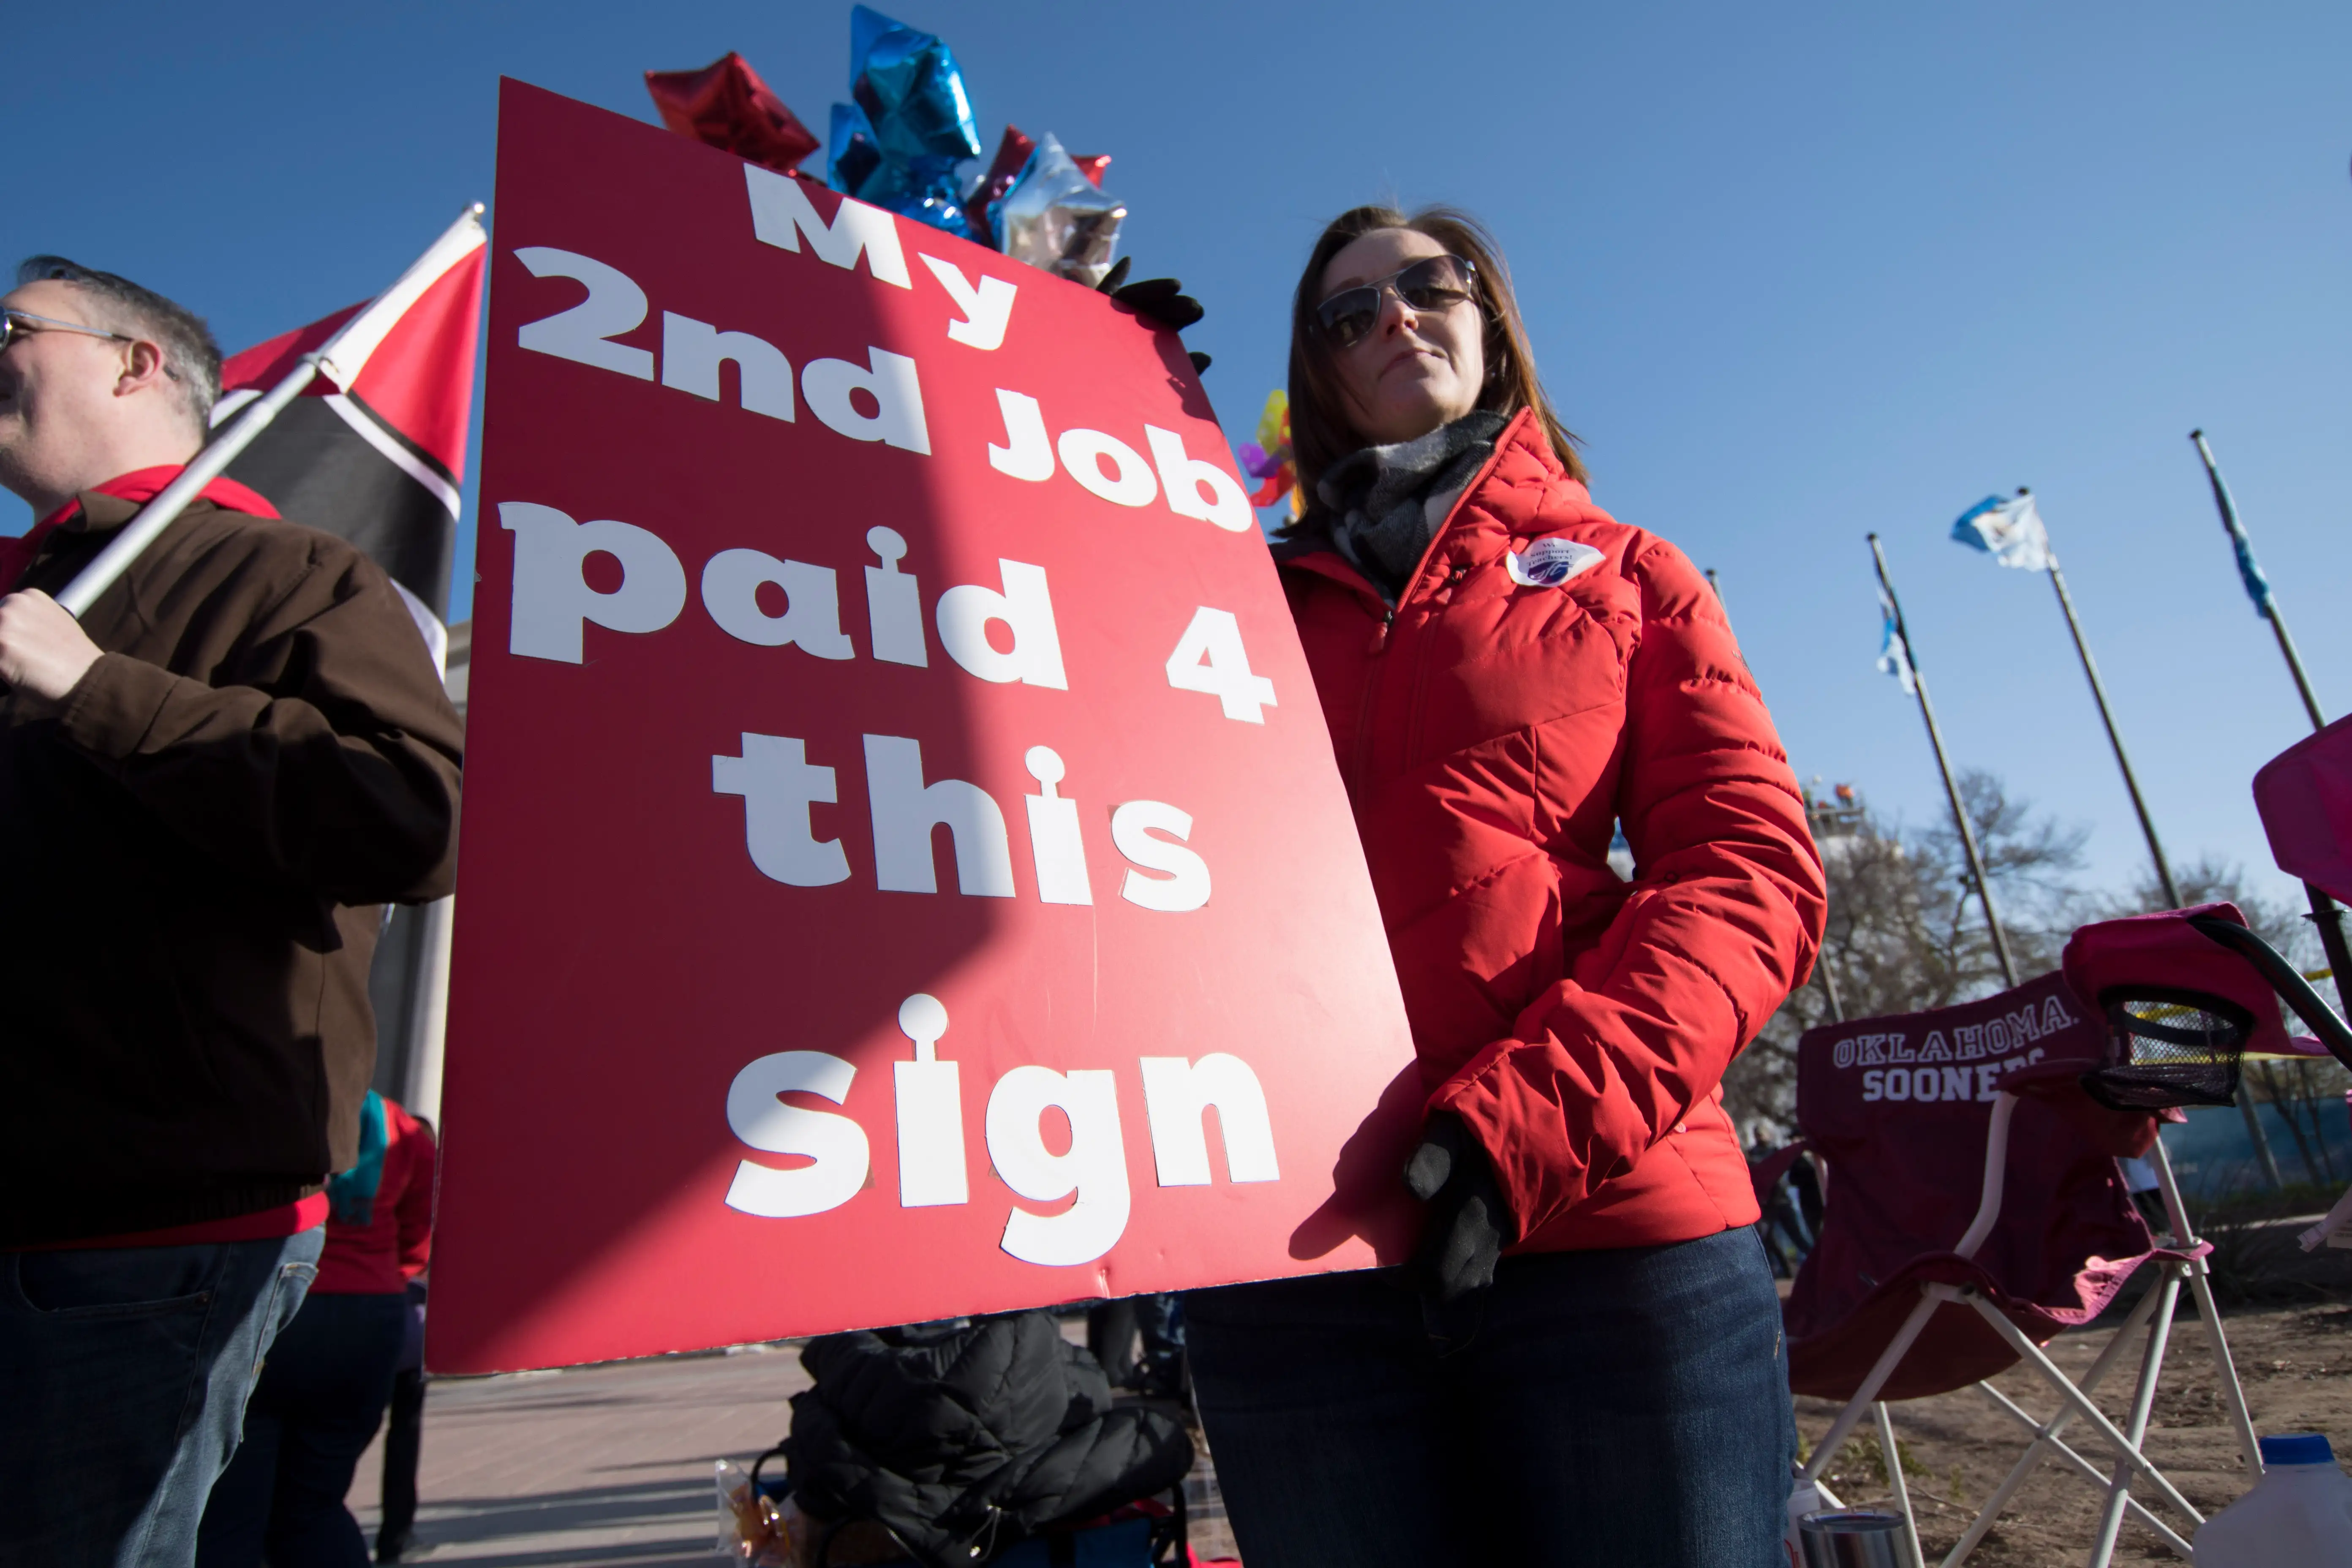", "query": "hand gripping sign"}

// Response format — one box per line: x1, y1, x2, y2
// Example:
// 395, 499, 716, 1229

427, 81, 1420, 1372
